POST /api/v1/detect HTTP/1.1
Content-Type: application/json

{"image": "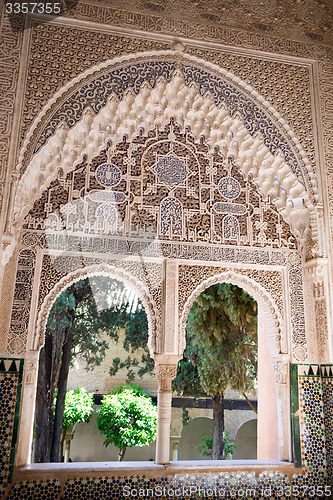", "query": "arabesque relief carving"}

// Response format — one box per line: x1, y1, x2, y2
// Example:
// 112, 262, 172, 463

0, 11, 24, 216
64, 1, 333, 60
10, 55, 317, 271
177, 266, 285, 357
